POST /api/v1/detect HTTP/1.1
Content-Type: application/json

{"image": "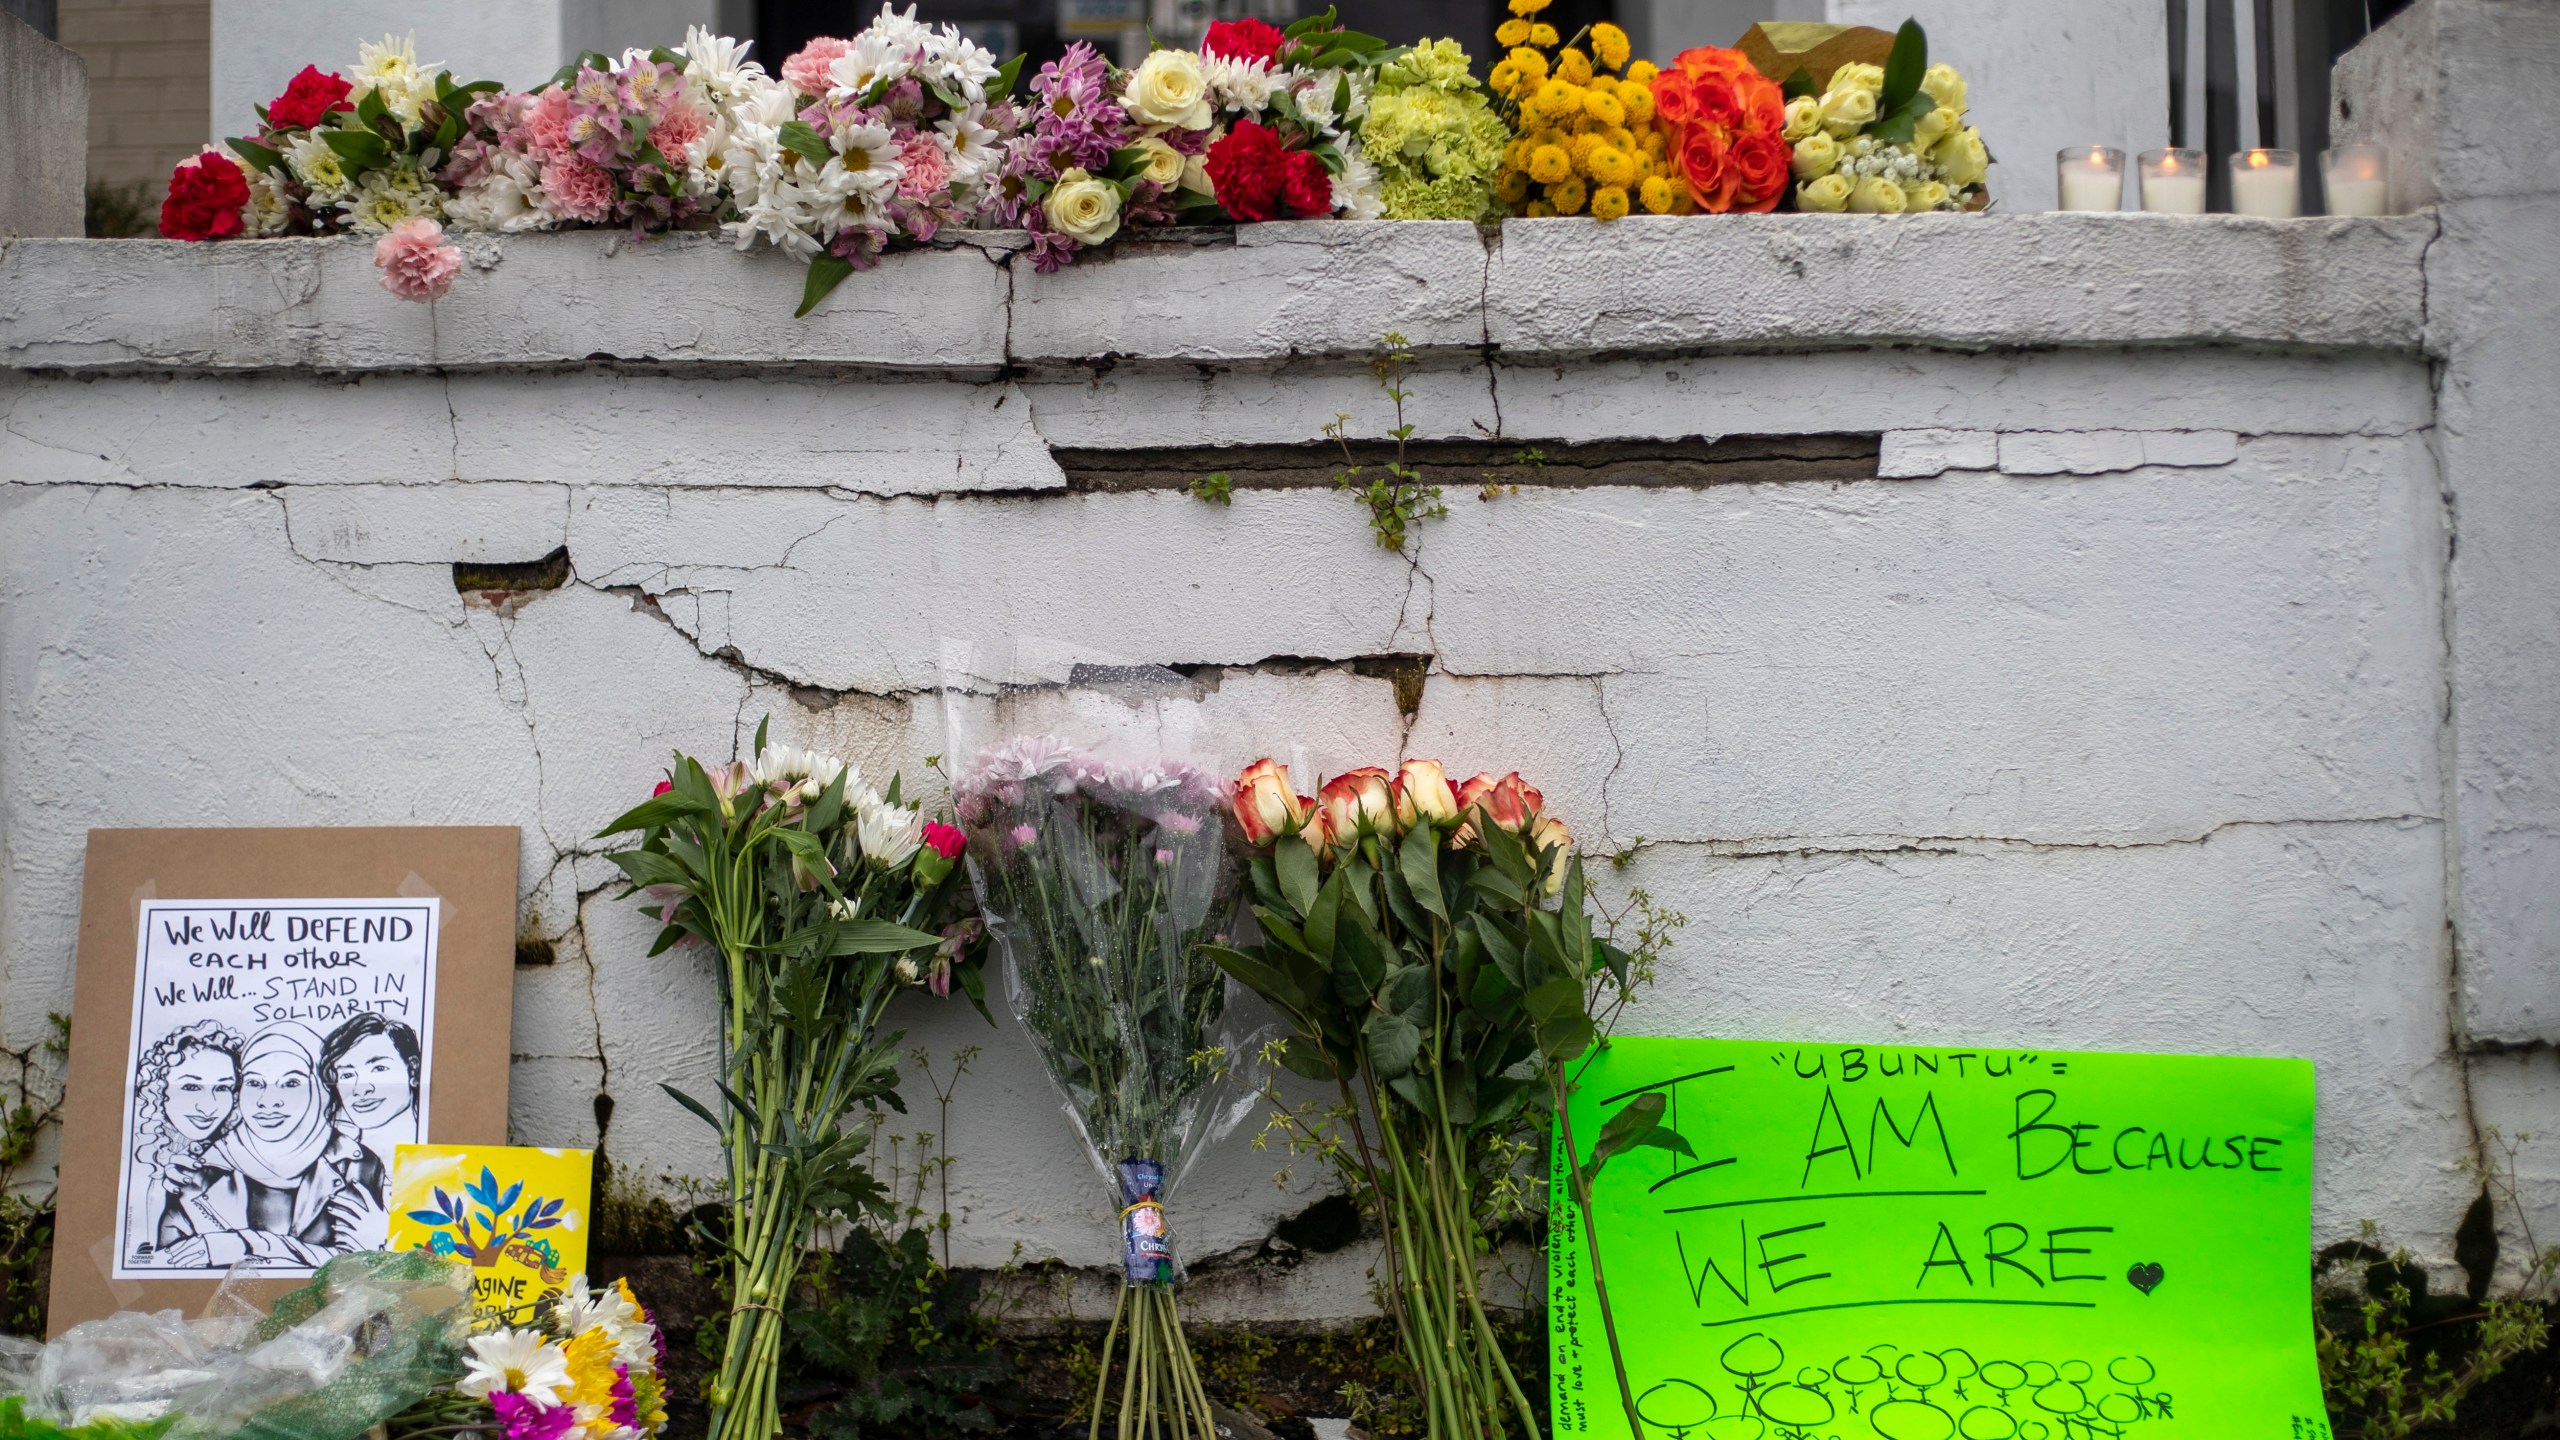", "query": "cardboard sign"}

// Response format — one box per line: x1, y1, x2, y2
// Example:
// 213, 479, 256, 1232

52, 827, 517, 1333
389, 1143, 591, 1329
1551, 1038, 2325, 1440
